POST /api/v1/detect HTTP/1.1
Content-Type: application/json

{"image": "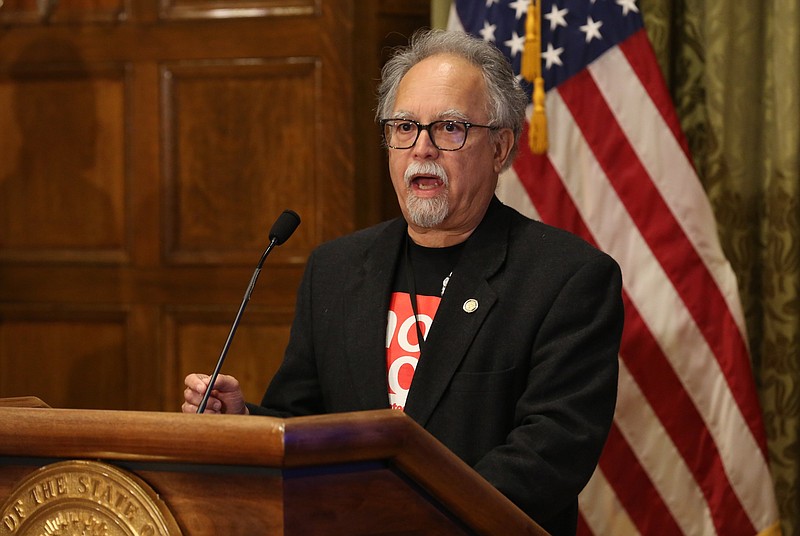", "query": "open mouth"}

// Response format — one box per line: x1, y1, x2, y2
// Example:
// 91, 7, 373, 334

411, 175, 445, 192
404, 161, 448, 197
